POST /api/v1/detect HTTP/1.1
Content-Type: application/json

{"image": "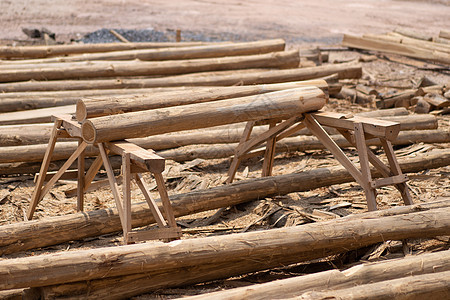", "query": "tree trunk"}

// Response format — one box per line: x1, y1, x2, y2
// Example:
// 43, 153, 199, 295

185, 250, 450, 300
0, 51, 300, 83
81, 87, 326, 144
0, 62, 361, 92
76, 79, 329, 121
0, 41, 227, 59
0, 150, 449, 255
296, 270, 450, 300
8, 208, 449, 299
0, 39, 285, 64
